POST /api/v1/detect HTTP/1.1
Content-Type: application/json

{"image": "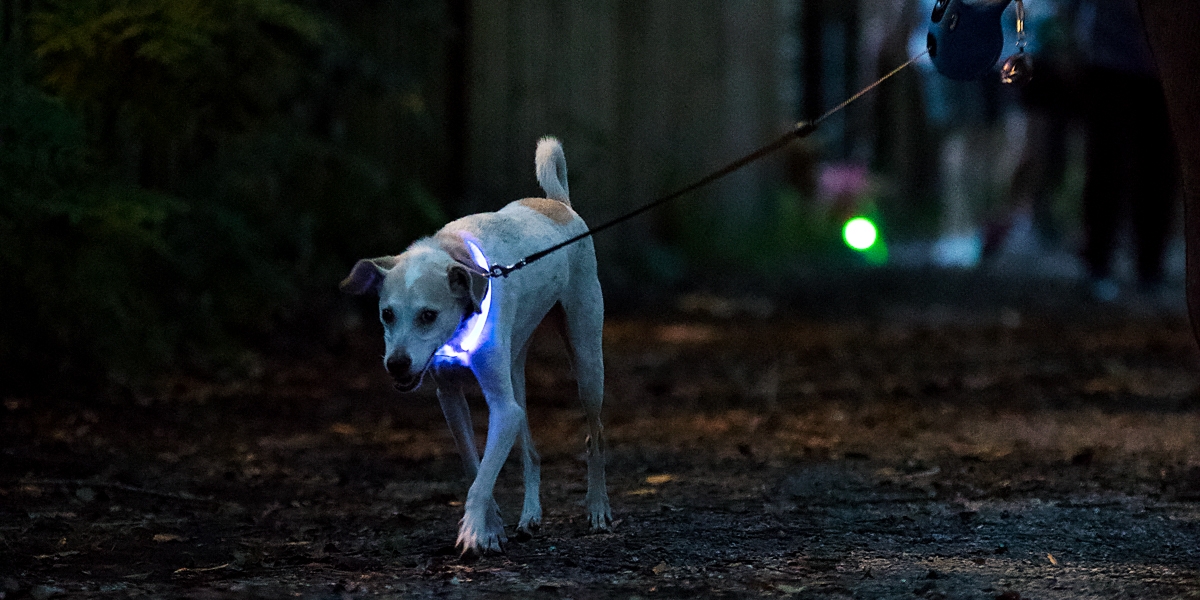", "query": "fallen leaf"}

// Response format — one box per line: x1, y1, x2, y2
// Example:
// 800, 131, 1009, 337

652, 561, 670, 575
173, 563, 230, 575
645, 474, 674, 485
330, 423, 357, 435
1047, 553, 1058, 566
33, 551, 79, 560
